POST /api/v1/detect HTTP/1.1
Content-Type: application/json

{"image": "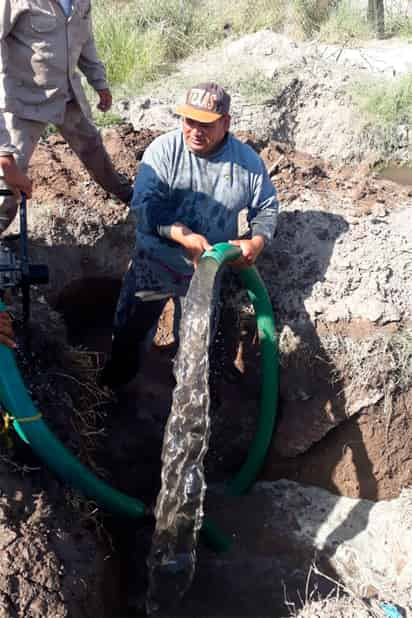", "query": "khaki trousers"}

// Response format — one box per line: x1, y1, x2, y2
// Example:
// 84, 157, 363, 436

0, 102, 132, 233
